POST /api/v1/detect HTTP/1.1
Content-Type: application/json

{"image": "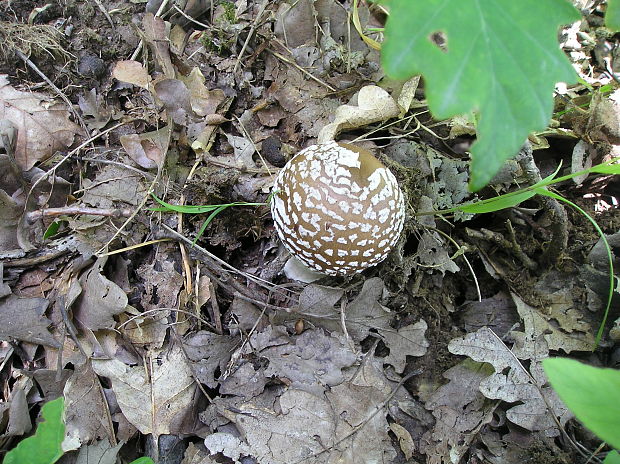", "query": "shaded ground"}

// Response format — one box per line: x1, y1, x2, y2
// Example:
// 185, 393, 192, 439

0, 1, 619, 463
